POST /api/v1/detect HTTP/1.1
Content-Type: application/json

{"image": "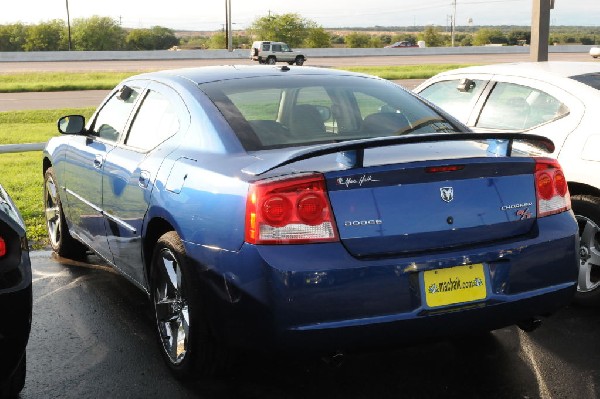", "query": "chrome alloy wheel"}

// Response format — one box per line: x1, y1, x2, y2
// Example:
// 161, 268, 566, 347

576, 215, 600, 293
153, 248, 190, 365
44, 174, 62, 248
